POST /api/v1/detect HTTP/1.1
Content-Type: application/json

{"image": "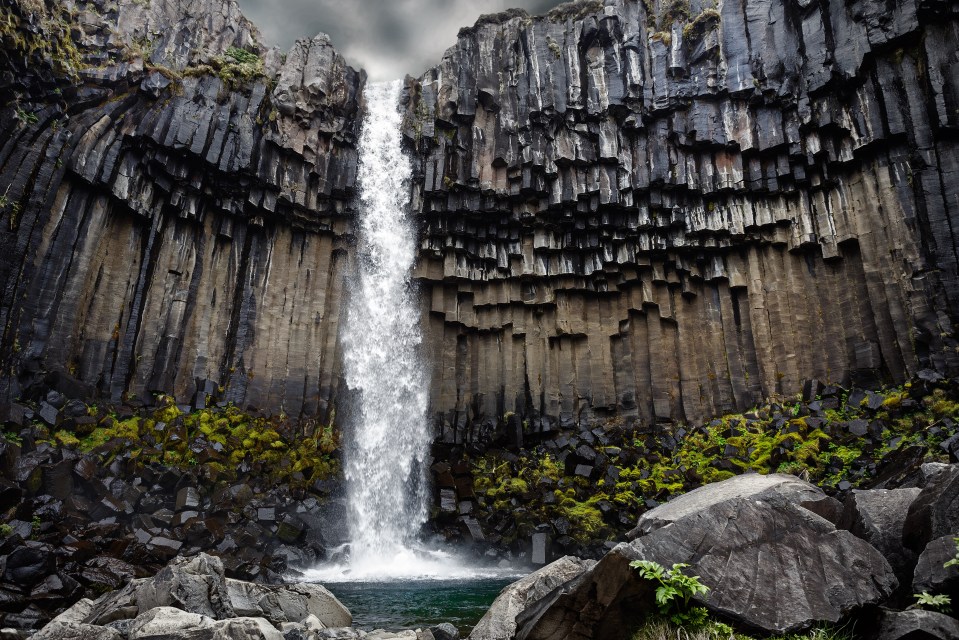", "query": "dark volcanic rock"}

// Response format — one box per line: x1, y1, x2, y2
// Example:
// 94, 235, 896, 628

841, 488, 922, 594
0, 0, 955, 441
521, 475, 897, 637
875, 608, 959, 640
904, 464, 959, 552
469, 556, 595, 640
913, 534, 959, 603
